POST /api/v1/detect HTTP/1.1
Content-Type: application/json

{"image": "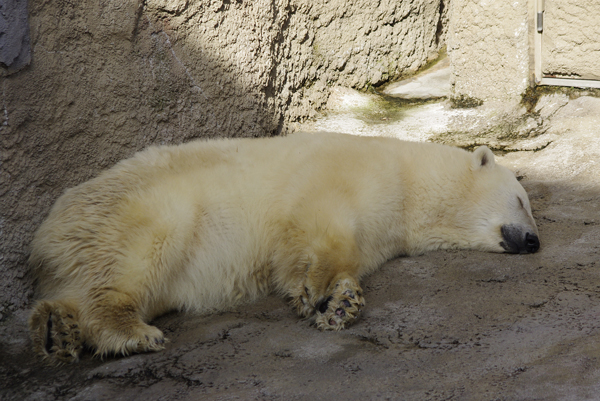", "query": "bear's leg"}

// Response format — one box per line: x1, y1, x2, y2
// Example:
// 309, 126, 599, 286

82, 288, 166, 358
29, 299, 84, 364
287, 233, 365, 330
